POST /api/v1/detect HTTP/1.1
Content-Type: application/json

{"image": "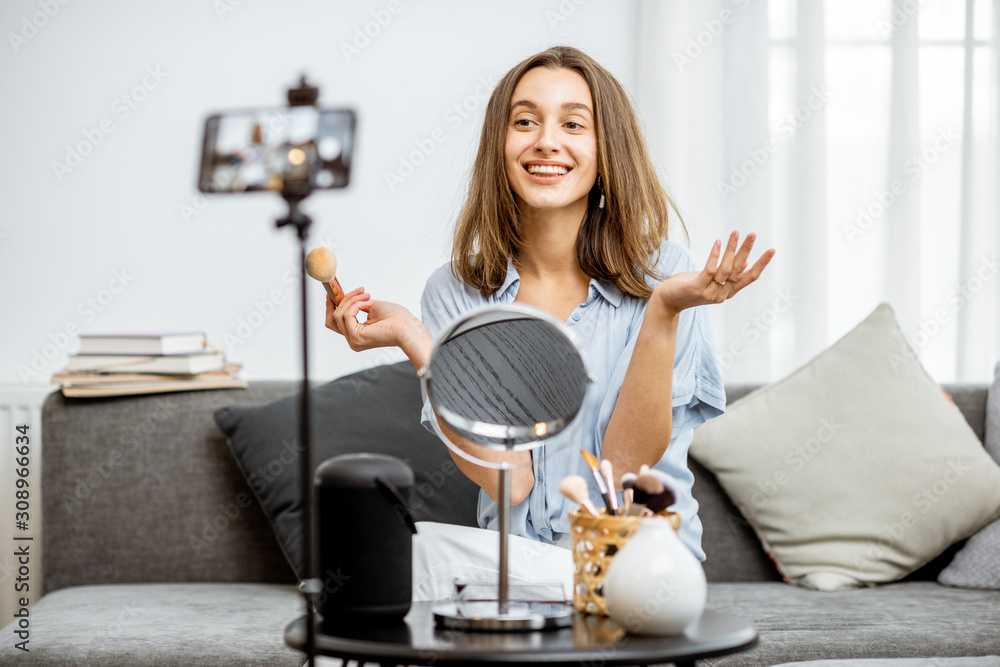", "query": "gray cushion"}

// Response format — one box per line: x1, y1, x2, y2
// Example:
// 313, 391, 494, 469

0, 583, 303, 666
213, 361, 480, 578
704, 581, 1000, 665
940, 361, 1000, 589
